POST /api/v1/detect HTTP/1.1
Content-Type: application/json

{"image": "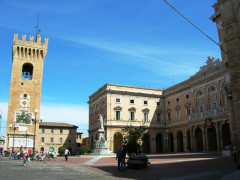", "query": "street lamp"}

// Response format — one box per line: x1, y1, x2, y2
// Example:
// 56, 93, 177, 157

9, 122, 19, 153
23, 131, 30, 147
31, 109, 43, 159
